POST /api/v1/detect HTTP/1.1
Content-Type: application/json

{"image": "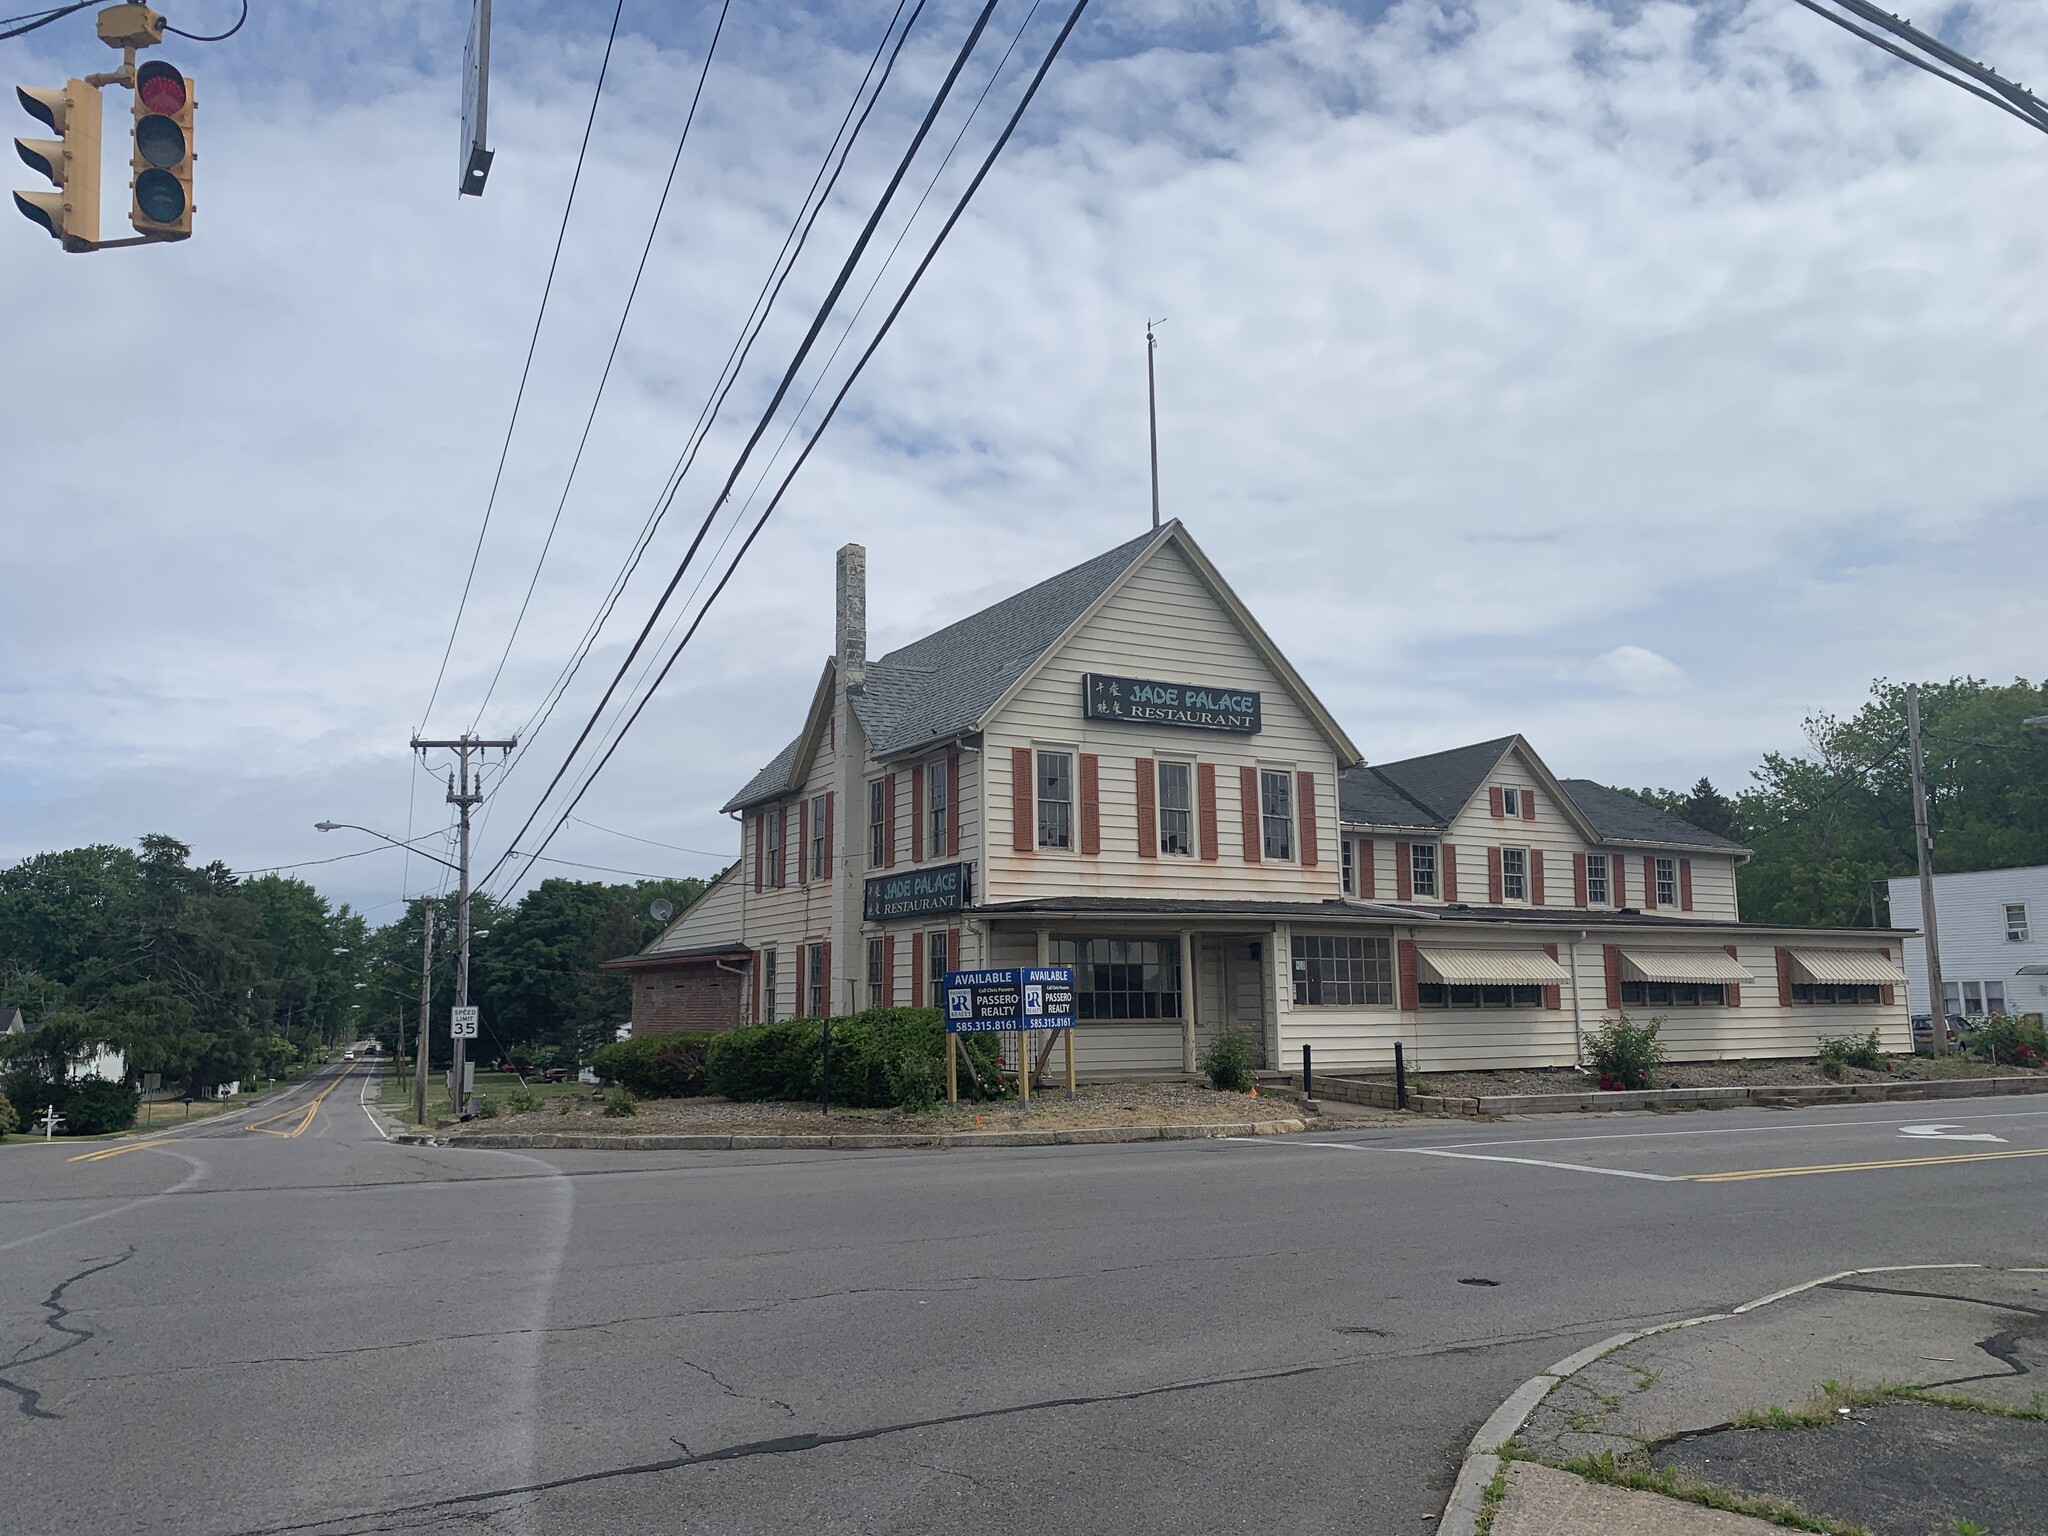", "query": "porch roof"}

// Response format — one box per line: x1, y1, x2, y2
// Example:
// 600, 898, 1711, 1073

599, 943, 753, 972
